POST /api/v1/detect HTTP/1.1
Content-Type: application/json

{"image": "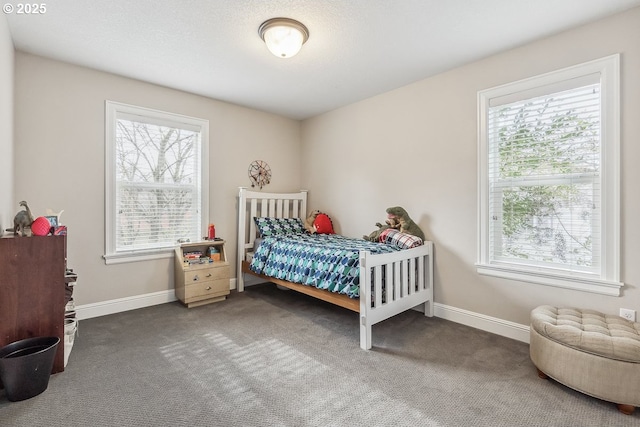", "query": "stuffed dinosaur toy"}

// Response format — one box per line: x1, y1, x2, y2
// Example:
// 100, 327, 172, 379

377, 217, 401, 230
362, 217, 400, 241
386, 206, 425, 240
